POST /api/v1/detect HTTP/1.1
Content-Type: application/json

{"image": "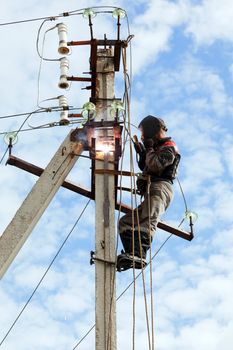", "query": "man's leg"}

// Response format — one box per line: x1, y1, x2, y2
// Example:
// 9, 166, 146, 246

133, 181, 173, 259
118, 181, 173, 264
